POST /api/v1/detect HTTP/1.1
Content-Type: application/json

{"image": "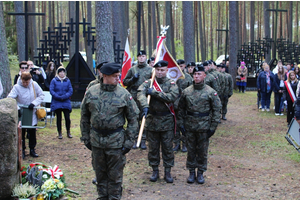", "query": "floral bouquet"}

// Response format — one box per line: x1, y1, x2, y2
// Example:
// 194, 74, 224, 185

15, 162, 78, 200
